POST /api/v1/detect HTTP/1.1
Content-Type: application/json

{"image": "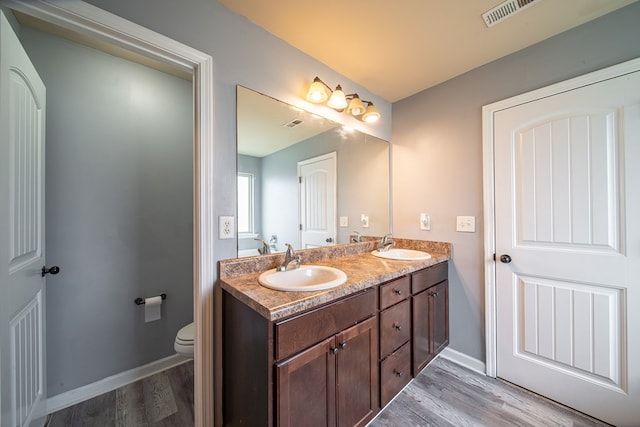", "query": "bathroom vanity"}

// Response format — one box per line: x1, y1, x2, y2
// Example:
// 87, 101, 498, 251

220, 239, 450, 426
